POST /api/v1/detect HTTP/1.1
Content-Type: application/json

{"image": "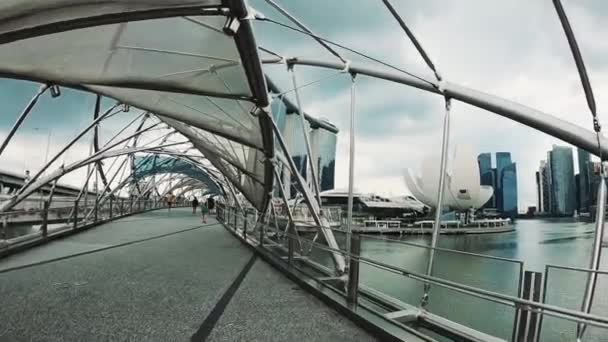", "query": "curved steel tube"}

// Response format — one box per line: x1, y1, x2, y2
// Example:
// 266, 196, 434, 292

265, 57, 608, 158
